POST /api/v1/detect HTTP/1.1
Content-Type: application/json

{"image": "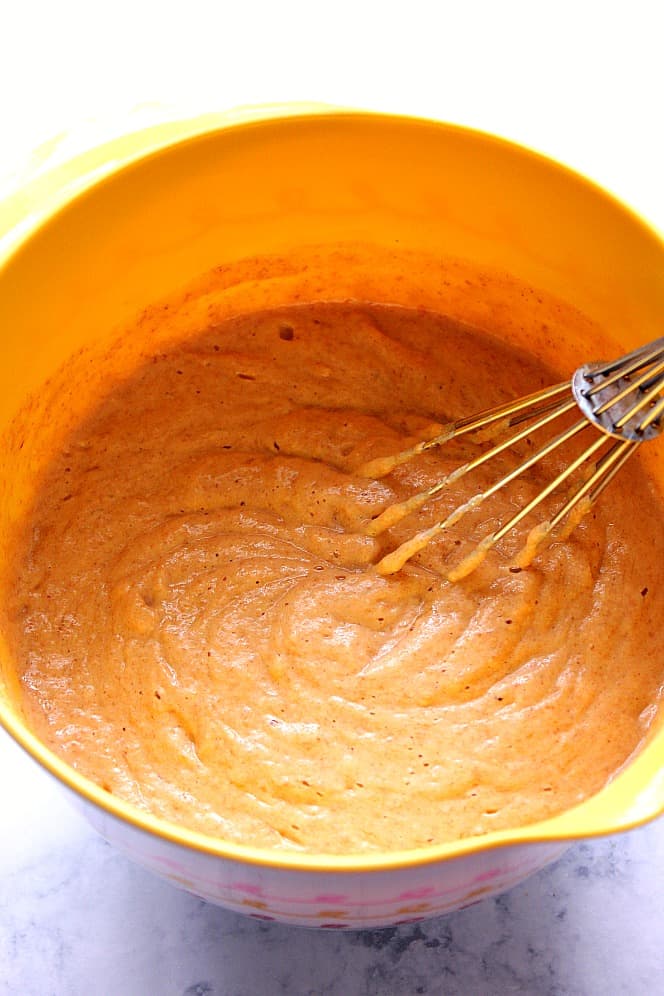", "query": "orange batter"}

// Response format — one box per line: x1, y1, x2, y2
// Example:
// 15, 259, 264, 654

8, 303, 664, 852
